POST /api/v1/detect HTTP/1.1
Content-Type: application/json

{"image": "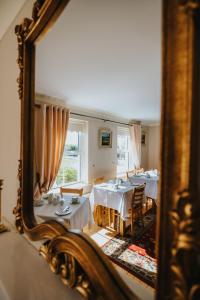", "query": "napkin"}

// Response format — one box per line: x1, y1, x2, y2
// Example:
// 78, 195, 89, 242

128, 244, 147, 256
